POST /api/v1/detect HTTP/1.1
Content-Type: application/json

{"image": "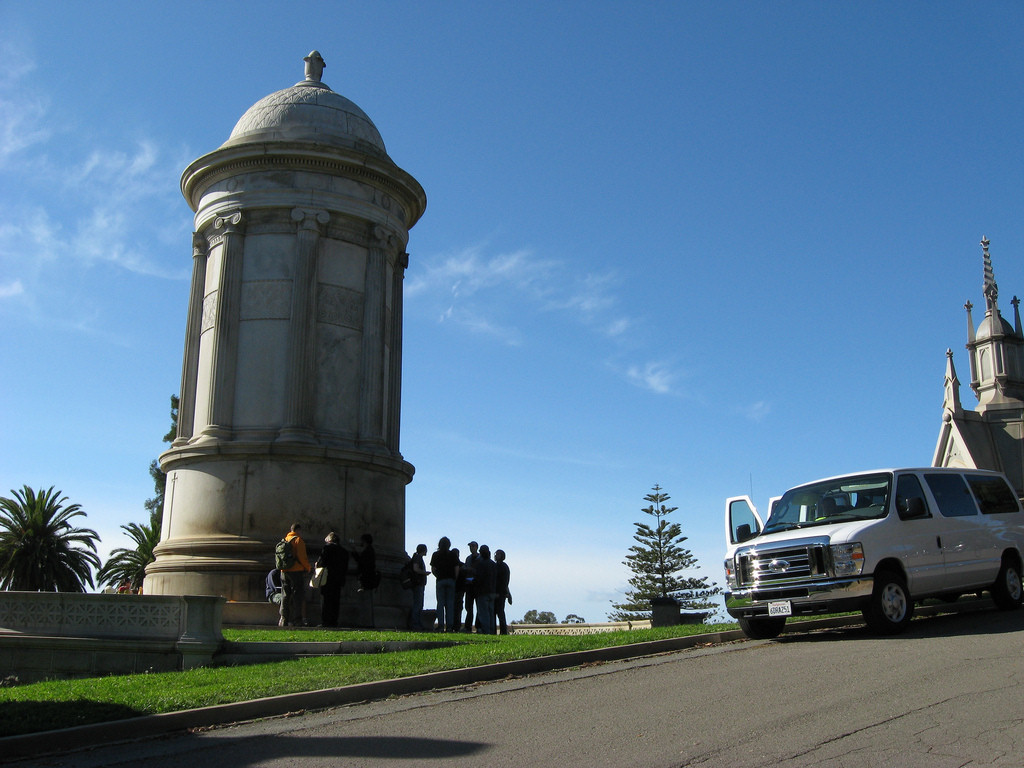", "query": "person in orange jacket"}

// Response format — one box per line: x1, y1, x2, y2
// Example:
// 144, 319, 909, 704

279, 523, 310, 627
